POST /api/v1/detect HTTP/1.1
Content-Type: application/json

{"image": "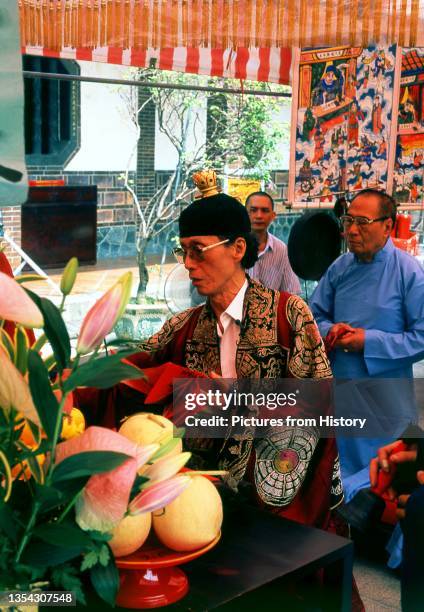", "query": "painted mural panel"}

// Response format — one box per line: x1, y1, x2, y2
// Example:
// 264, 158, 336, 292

293, 45, 396, 203
393, 48, 424, 203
